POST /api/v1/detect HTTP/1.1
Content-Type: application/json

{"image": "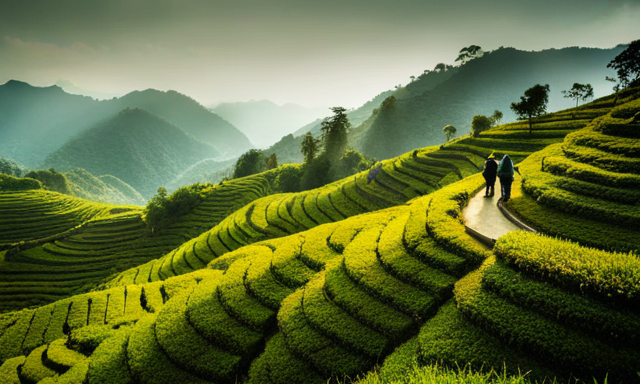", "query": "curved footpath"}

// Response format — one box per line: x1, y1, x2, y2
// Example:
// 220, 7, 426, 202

462, 180, 525, 246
